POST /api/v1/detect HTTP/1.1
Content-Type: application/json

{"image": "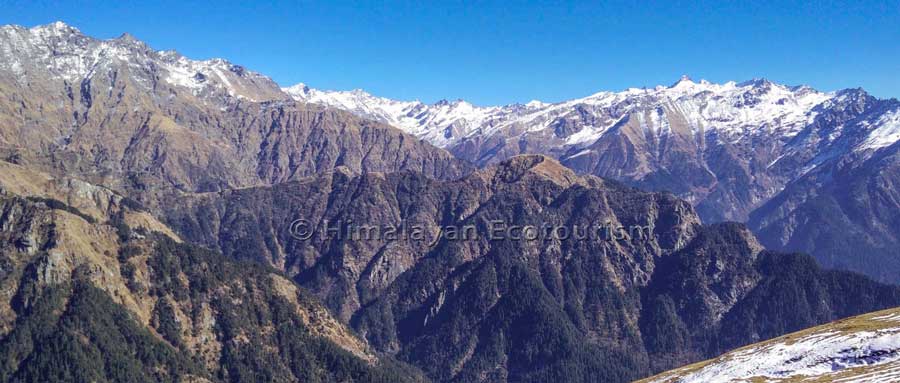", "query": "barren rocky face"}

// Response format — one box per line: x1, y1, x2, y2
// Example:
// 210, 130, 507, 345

749, 136, 900, 282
